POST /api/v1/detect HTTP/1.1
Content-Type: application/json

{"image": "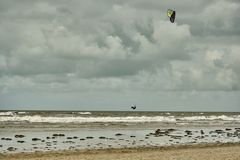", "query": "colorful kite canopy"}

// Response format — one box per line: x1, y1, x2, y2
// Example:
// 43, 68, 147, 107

167, 9, 176, 23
